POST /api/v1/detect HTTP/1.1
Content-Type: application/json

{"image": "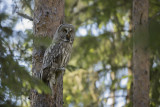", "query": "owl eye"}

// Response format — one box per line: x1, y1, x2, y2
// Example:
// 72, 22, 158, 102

69, 28, 72, 32
63, 29, 67, 33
